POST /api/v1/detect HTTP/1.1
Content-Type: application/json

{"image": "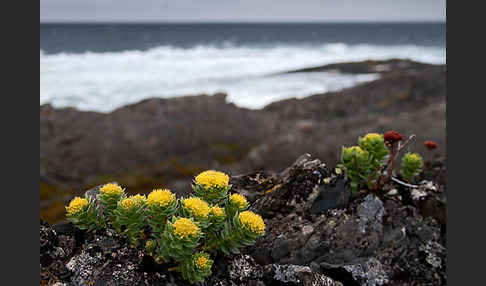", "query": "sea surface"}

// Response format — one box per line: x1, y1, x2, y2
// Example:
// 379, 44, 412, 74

40, 23, 446, 112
